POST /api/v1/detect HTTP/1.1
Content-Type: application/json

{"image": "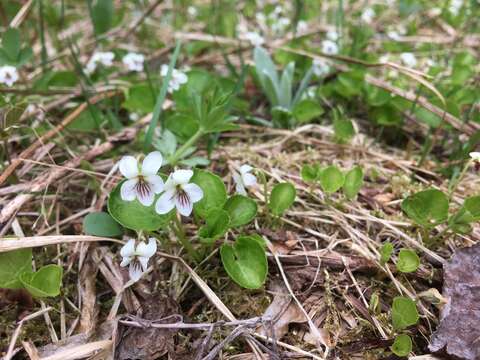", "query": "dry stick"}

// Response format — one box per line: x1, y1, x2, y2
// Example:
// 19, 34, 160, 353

5, 307, 53, 360
0, 90, 119, 187
265, 238, 329, 358
9, 0, 34, 27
